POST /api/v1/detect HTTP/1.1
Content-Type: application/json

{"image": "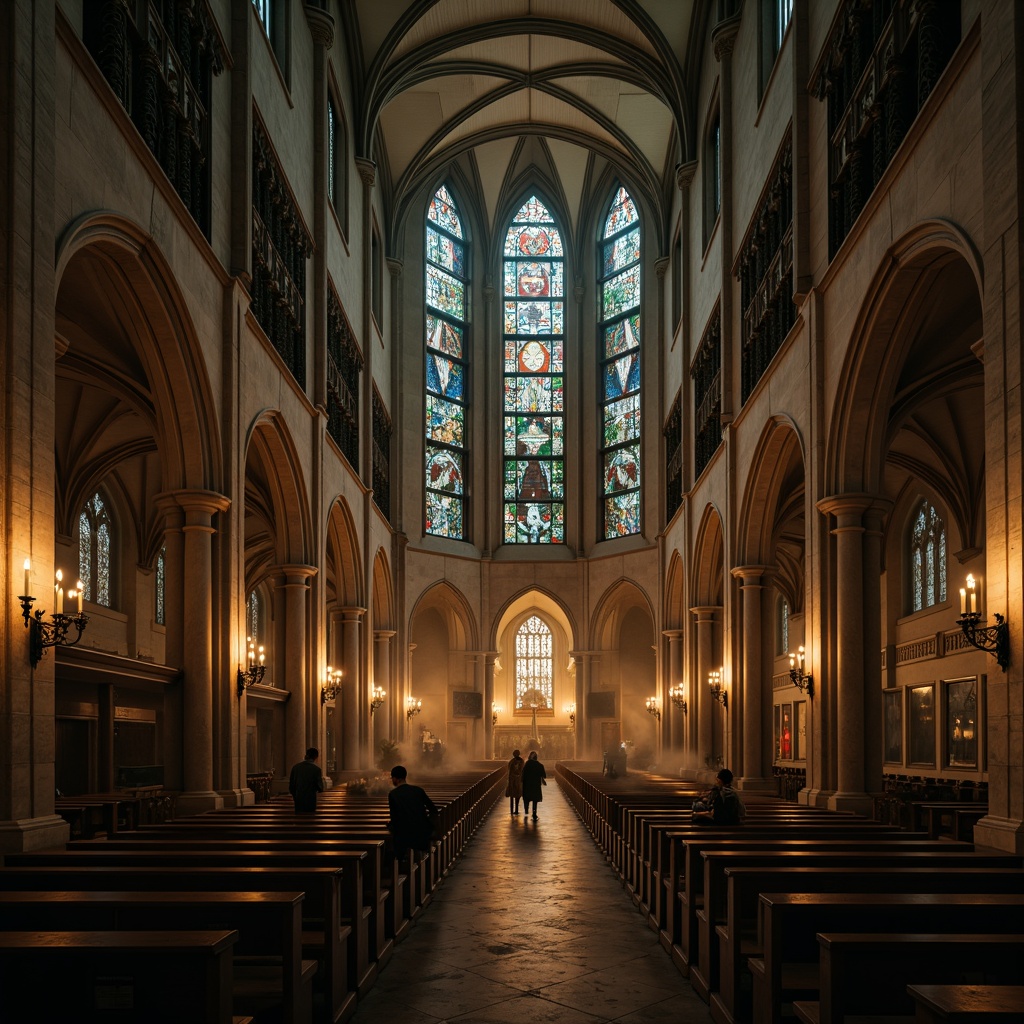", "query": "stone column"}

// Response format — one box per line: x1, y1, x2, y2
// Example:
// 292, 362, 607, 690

155, 495, 185, 791
663, 630, 685, 753
372, 629, 396, 760
732, 567, 776, 792
339, 607, 365, 770
484, 652, 497, 758
274, 564, 317, 770
175, 490, 231, 814
691, 606, 721, 774
817, 495, 879, 814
